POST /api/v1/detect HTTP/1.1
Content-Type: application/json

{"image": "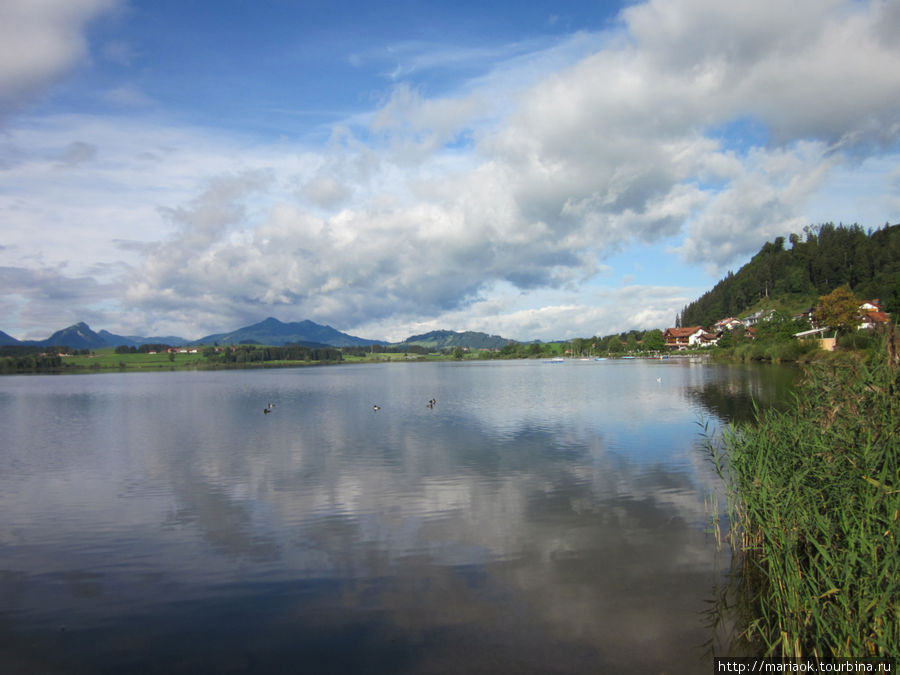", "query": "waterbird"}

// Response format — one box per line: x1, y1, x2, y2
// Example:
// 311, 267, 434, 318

373, 404, 381, 411
263, 408, 272, 414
